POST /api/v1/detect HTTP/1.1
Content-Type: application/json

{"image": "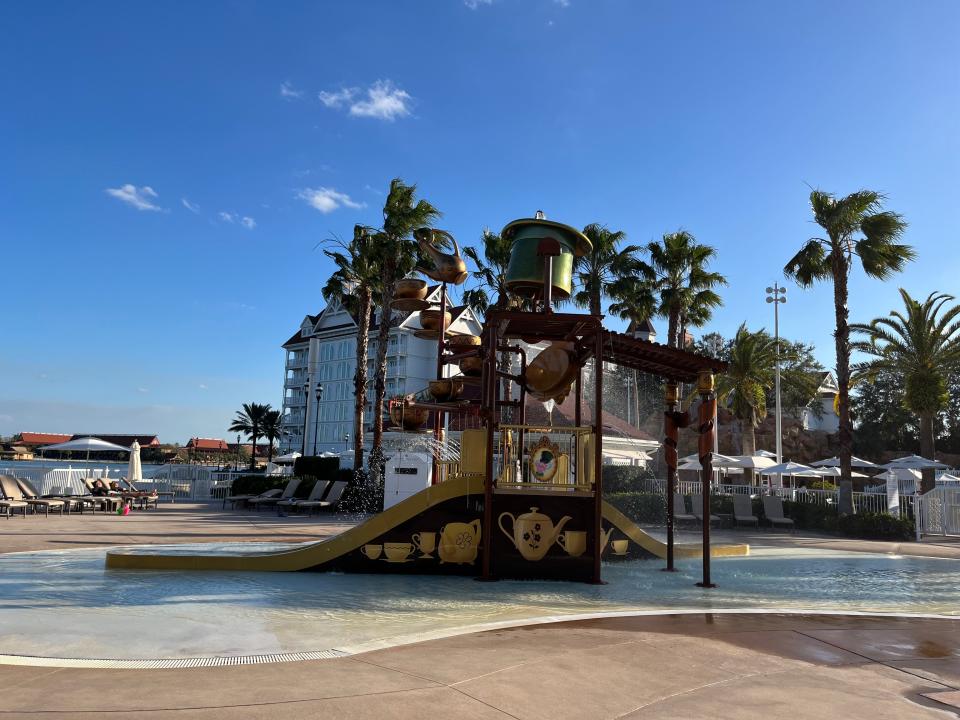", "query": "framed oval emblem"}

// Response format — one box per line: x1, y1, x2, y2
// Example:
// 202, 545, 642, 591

529, 436, 560, 483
